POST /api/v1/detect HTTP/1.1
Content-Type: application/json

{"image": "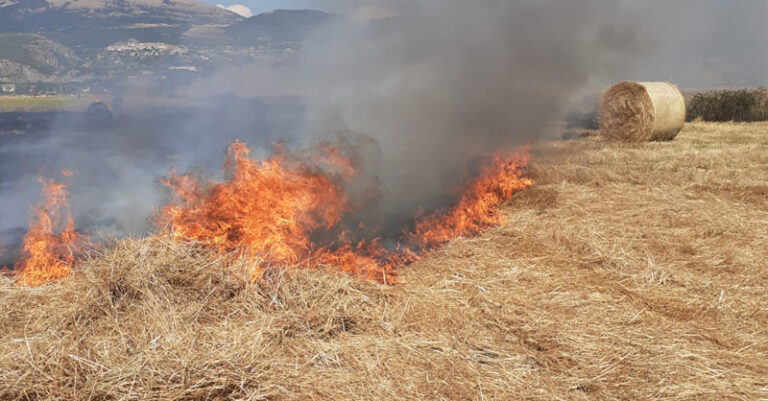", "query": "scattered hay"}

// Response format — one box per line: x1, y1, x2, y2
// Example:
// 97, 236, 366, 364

600, 81, 686, 142
1, 238, 391, 400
